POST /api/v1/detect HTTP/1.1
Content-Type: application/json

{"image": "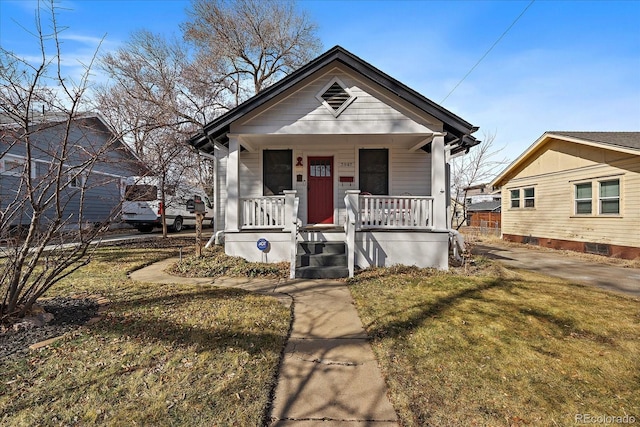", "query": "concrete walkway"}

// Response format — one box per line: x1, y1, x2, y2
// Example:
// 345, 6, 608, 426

129, 260, 399, 426
473, 242, 640, 297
